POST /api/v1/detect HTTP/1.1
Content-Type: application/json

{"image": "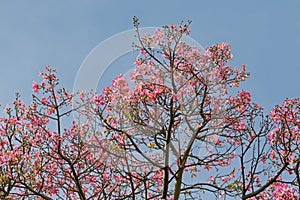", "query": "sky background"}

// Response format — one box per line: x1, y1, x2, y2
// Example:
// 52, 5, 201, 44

0, 0, 299, 114
0, 1, 299, 199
